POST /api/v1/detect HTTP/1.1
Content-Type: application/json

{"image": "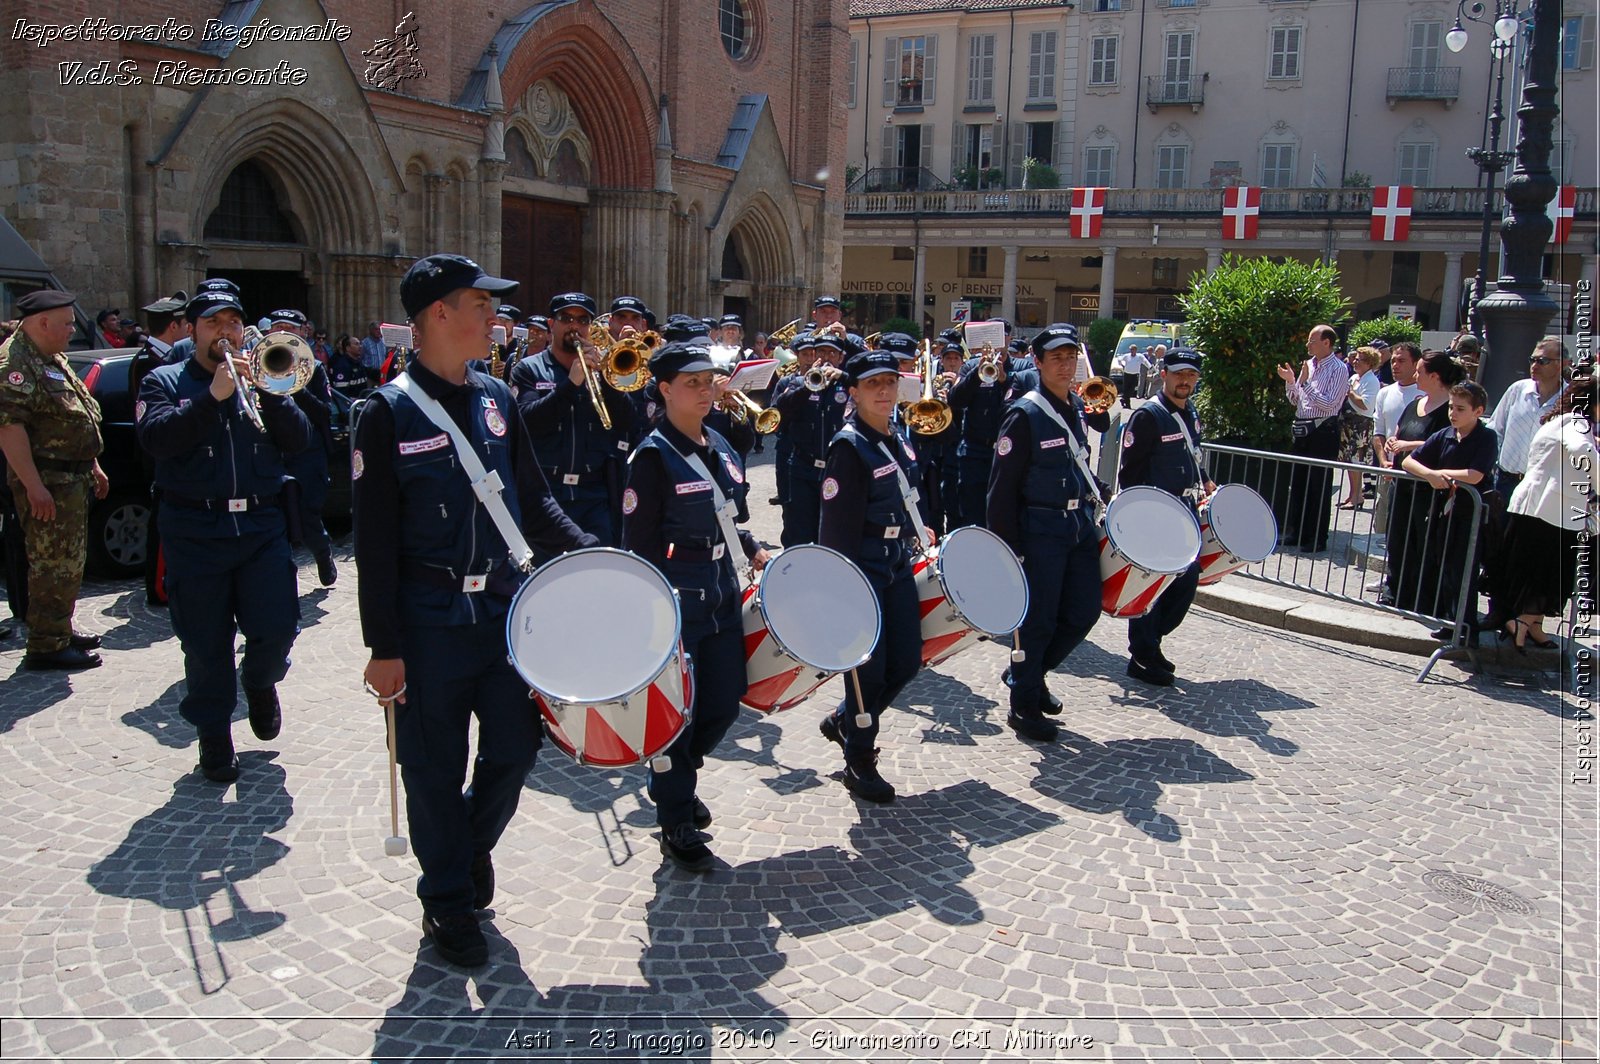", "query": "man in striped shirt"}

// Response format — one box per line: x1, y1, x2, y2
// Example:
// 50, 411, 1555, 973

1276, 324, 1349, 552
